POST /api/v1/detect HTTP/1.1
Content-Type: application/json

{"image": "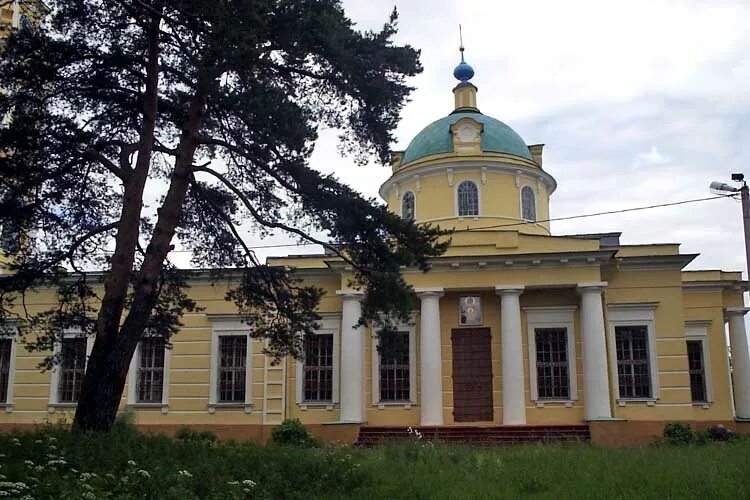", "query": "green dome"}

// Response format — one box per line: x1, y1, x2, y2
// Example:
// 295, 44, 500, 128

401, 112, 532, 164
